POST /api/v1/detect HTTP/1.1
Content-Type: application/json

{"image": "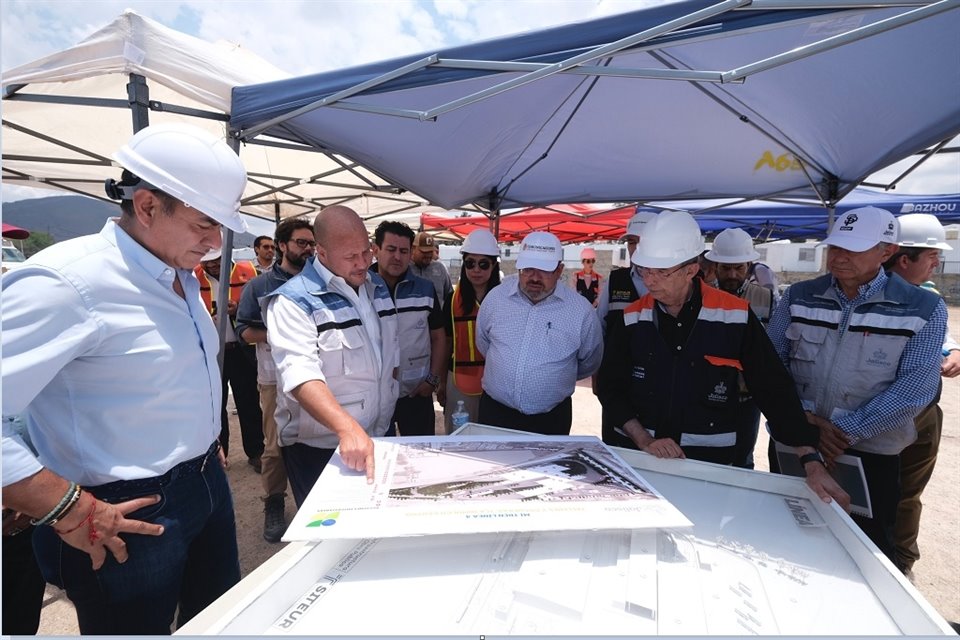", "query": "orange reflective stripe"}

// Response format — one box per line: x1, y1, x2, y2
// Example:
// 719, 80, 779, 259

195, 261, 257, 315
466, 314, 476, 362
700, 283, 749, 312
704, 355, 743, 370
451, 286, 484, 395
